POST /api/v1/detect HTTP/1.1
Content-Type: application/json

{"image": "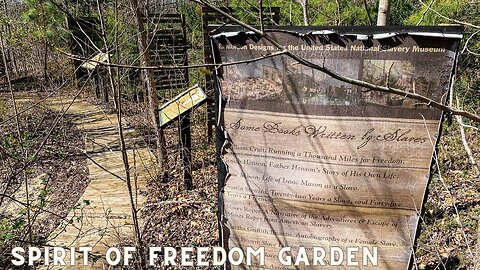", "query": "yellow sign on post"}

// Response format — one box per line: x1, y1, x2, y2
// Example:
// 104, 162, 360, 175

158, 84, 207, 127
